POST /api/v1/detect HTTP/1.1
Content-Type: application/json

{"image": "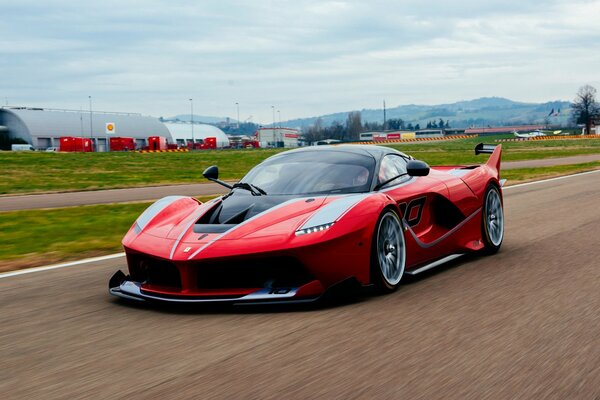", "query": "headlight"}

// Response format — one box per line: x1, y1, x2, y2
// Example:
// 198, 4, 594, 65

295, 222, 334, 236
